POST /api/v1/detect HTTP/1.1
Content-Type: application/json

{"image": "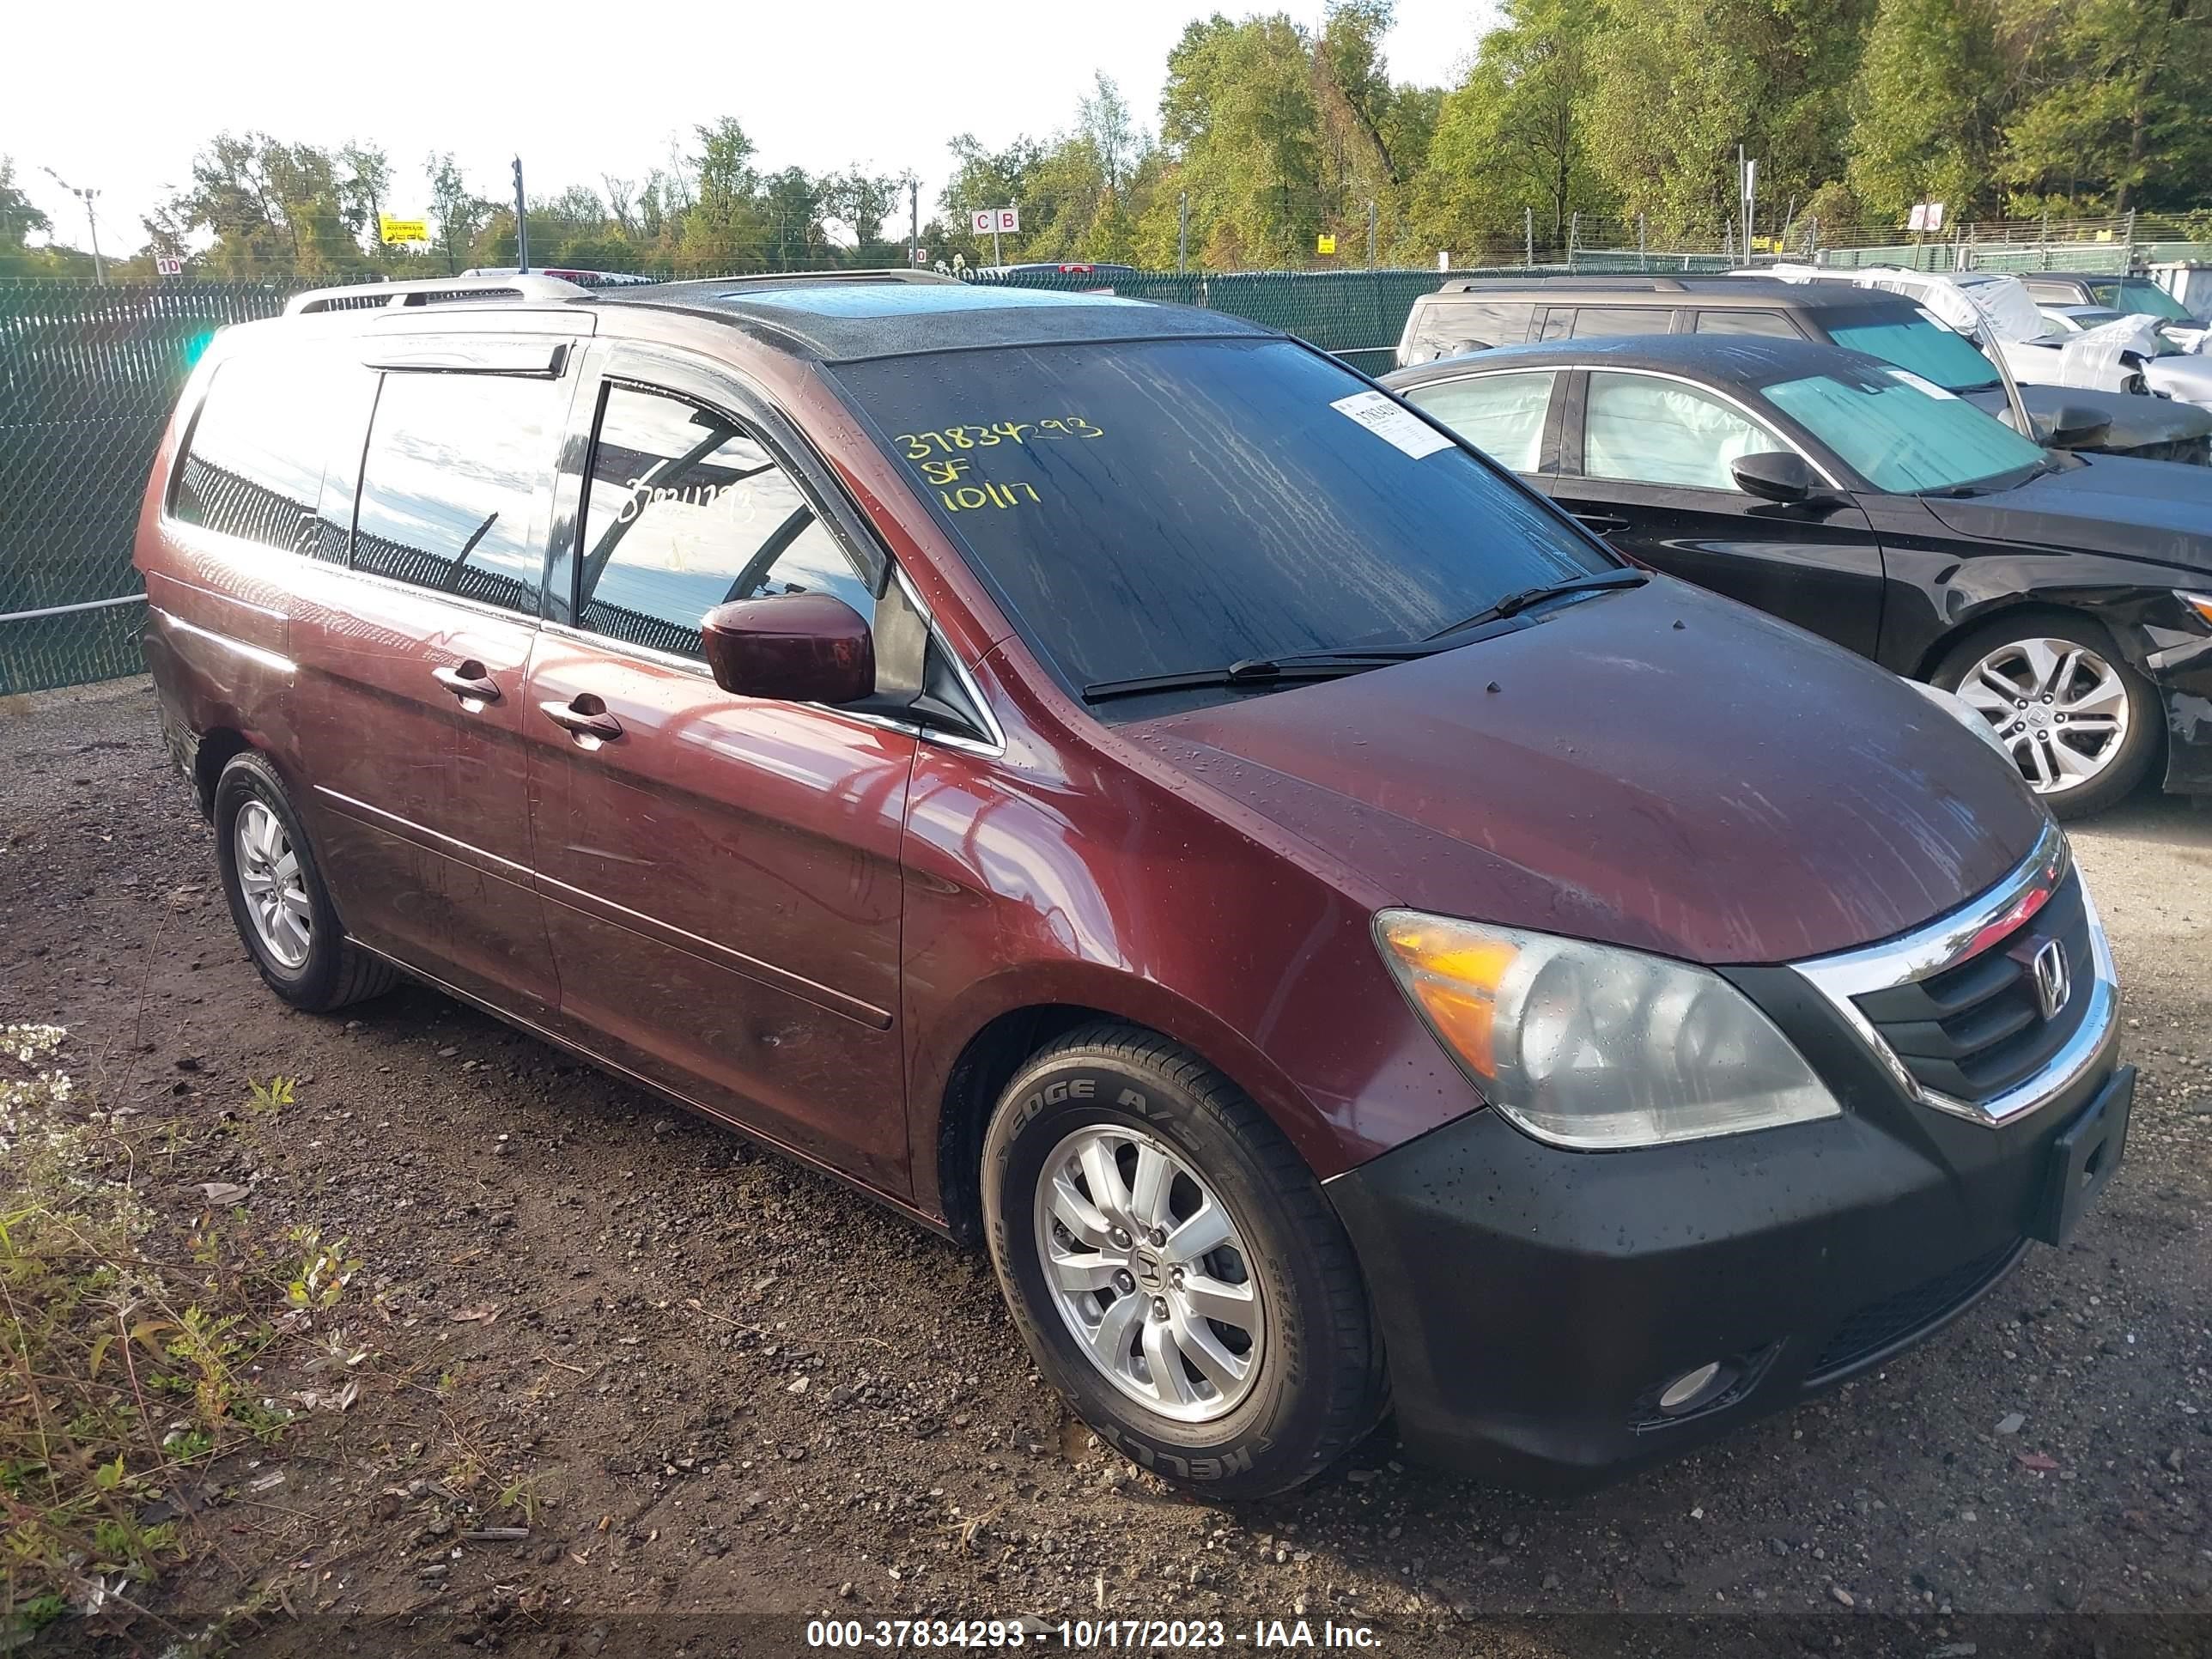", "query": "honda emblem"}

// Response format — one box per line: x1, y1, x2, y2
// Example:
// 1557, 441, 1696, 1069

2032, 939, 2070, 1021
